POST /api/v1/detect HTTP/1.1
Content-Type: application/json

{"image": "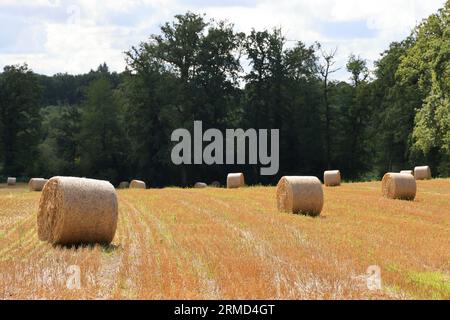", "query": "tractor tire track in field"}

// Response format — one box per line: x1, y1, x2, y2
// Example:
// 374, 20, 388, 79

1, 181, 449, 299
173, 189, 380, 299
121, 192, 223, 299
